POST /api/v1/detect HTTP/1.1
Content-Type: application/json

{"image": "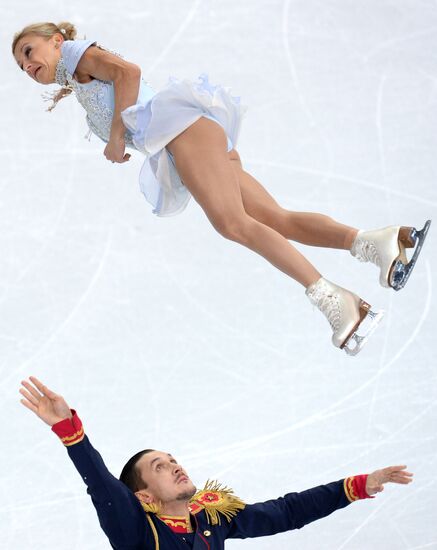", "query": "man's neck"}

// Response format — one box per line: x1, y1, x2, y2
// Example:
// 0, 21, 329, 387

160, 500, 191, 517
